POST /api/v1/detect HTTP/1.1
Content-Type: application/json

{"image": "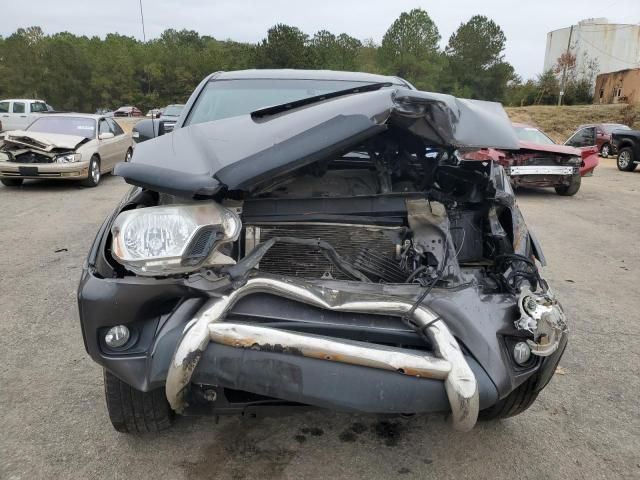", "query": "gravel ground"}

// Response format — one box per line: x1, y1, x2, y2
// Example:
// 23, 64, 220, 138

1, 158, 639, 480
